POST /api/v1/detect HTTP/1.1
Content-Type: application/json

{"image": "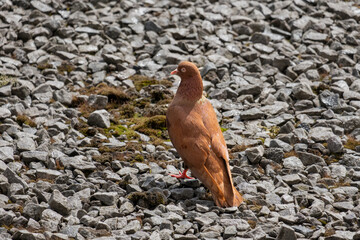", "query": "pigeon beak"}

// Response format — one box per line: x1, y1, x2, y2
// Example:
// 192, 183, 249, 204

170, 69, 178, 75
